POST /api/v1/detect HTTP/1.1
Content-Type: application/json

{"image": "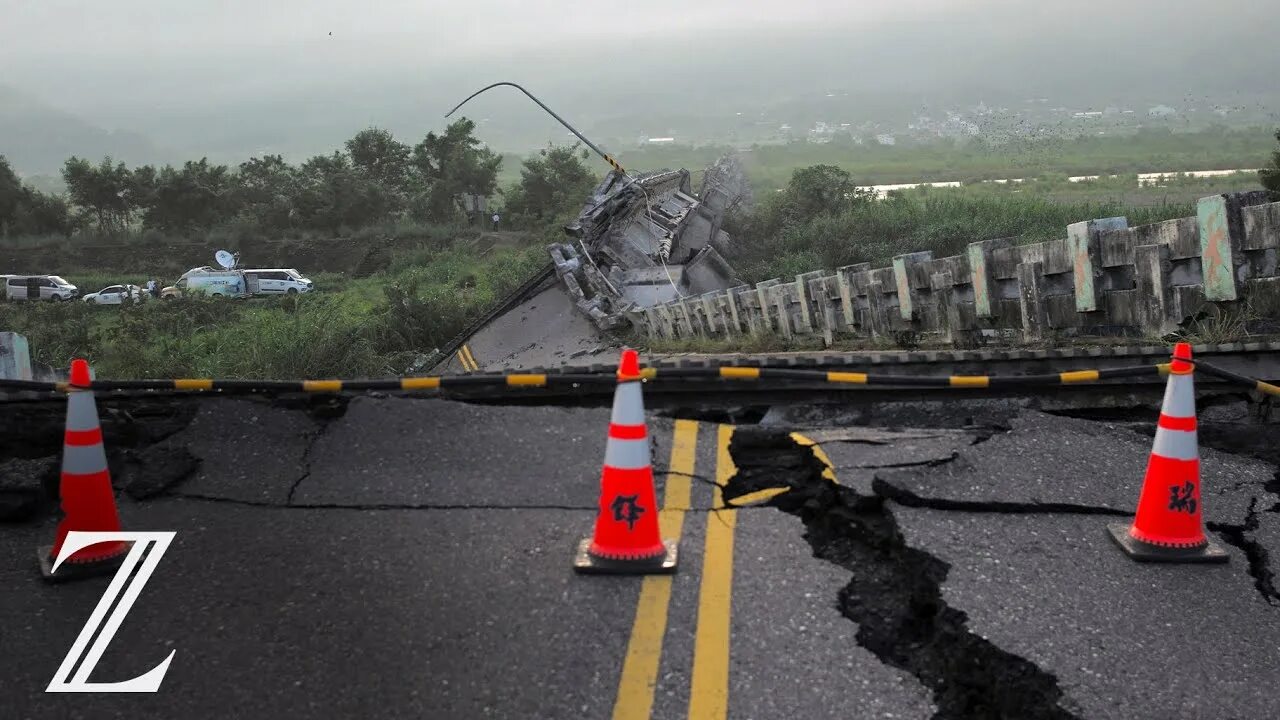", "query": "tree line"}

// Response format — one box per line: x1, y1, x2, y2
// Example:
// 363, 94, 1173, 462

0, 118, 600, 240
